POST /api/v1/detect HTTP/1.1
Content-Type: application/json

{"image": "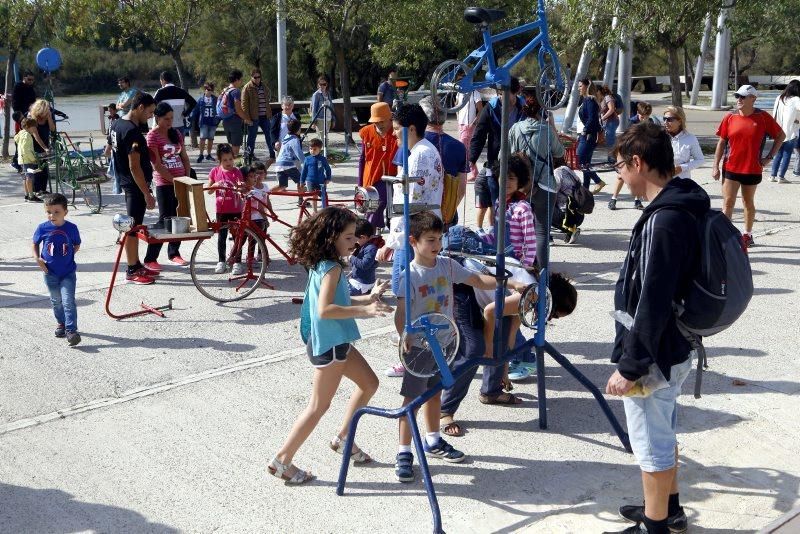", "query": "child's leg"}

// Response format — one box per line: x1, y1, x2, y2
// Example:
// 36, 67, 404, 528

422, 392, 442, 435
218, 226, 228, 263
476, 206, 486, 228
61, 272, 78, 333
611, 177, 625, 199
24, 176, 33, 195
334, 346, 379, 442
398, 398, 418, 447
43, 274, 65, 327
275, 362, 347, 466
483, 302, 497, 357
